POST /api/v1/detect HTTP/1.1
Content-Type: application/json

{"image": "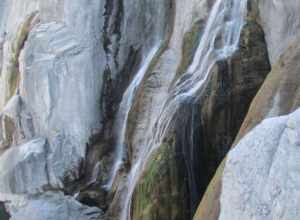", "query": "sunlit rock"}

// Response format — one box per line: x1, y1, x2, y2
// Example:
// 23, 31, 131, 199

220, 107, 300, 220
